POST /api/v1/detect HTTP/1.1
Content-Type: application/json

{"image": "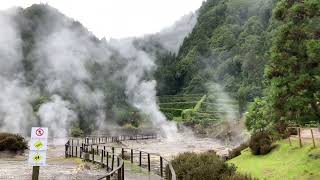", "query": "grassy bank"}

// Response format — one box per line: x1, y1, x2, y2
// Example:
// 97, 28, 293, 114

228, 140, 320, 180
